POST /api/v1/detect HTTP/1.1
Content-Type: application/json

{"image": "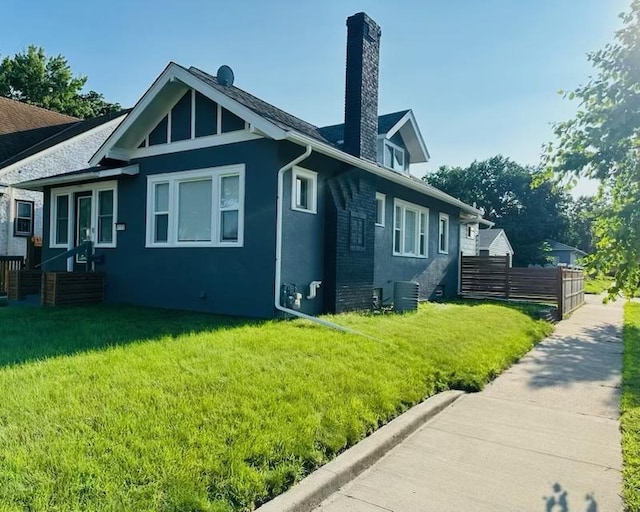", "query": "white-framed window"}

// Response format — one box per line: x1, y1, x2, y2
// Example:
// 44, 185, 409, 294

14, 200, 34, 237
393, 199, 428, 258
383, 140, 406, 172
466, 225, 474, 239
291, 167, 317, 214
146, 165, 245, 248
439, 213, 449, 254
375, 192, 385, 226
49, 182, 117, 249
